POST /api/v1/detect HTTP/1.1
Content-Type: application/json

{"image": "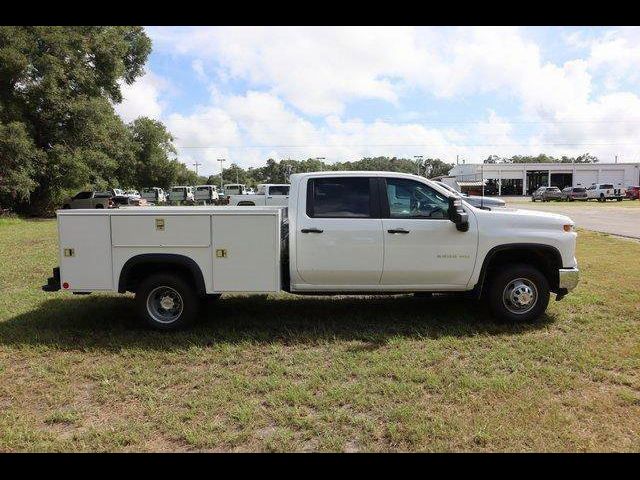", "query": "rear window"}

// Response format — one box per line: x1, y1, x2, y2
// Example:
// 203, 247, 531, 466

573, 187, 586, 192
601, 184, 614, 189
172, 188, 184, 192
196, 186, 210, 191
269, 185, 290, 195
548, 187, 560, 192
307, 178, 371, 218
